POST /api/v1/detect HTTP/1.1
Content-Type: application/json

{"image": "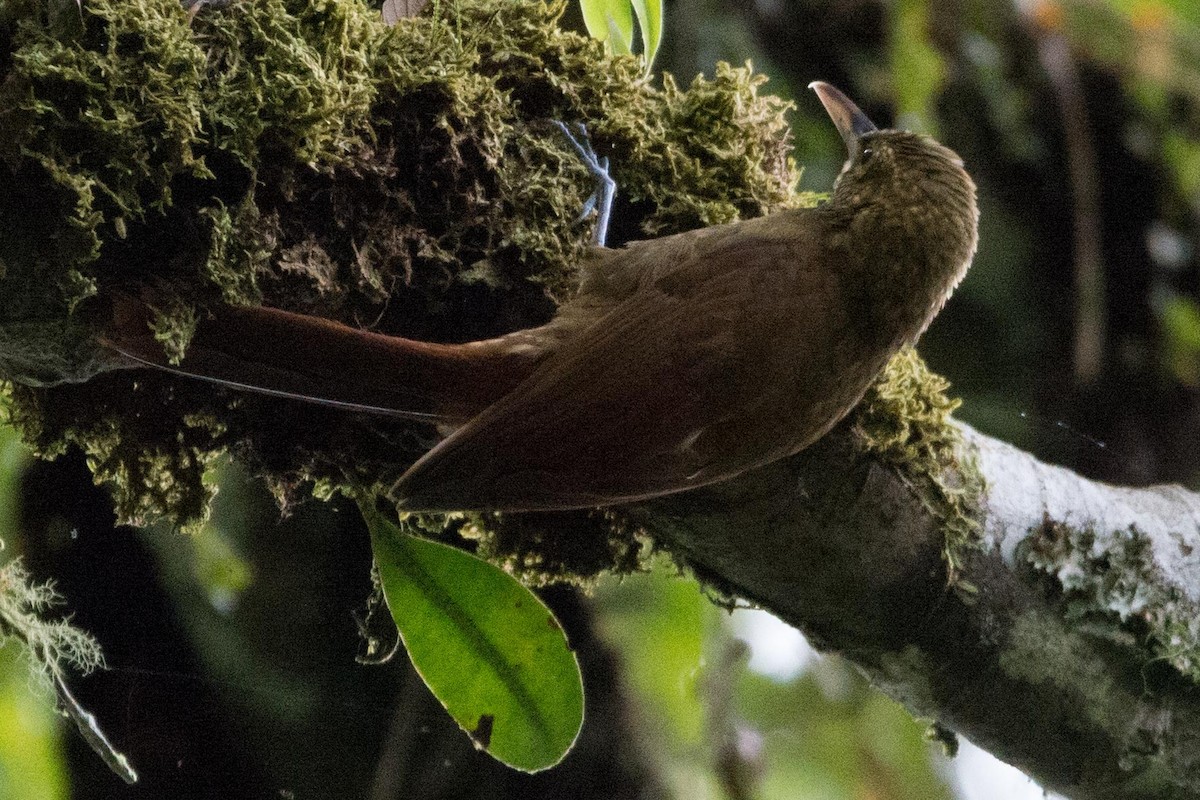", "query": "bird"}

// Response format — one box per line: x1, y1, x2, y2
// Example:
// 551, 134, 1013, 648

102, 82, 979, 512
